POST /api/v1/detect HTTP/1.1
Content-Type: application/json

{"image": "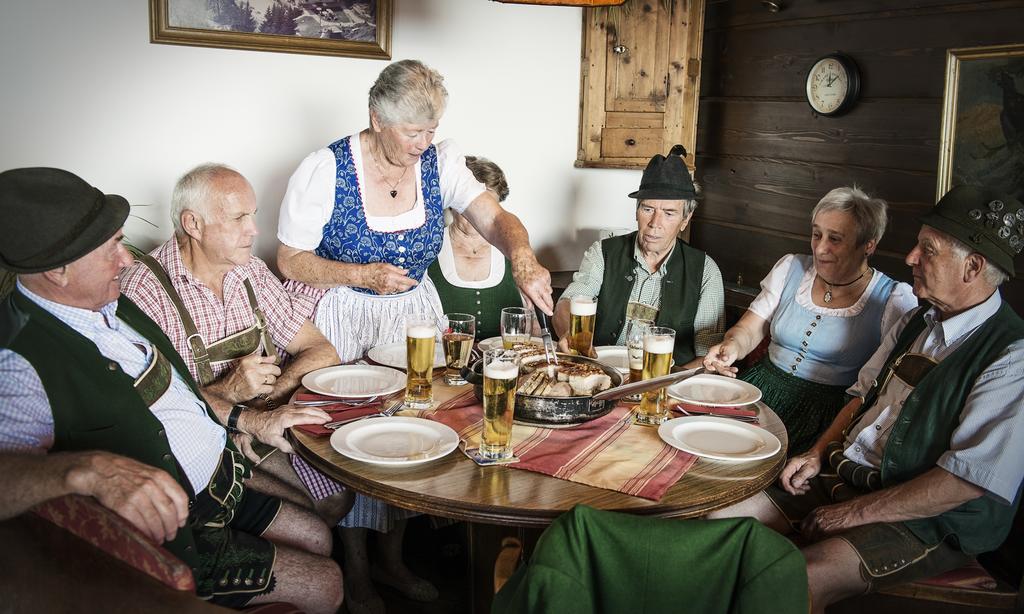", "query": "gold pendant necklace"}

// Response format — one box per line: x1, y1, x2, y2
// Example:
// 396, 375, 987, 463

370, 141, 408, 198
819, 268, 870, 303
